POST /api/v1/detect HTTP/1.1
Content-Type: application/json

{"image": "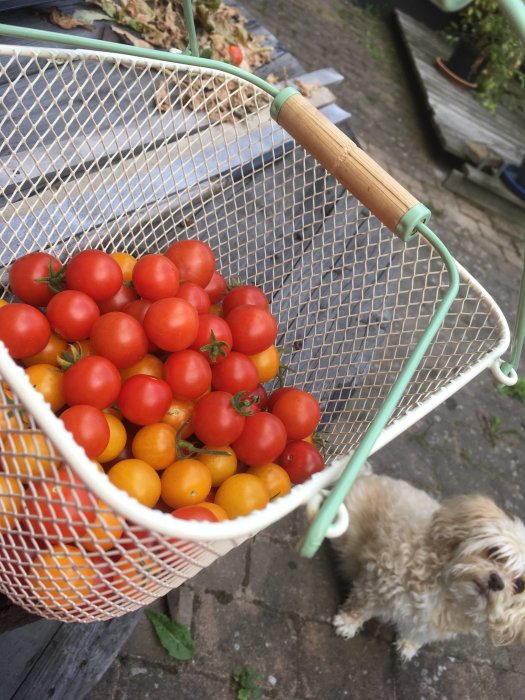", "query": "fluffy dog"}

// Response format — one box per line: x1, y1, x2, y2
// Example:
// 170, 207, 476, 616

330, 471, 525, 660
